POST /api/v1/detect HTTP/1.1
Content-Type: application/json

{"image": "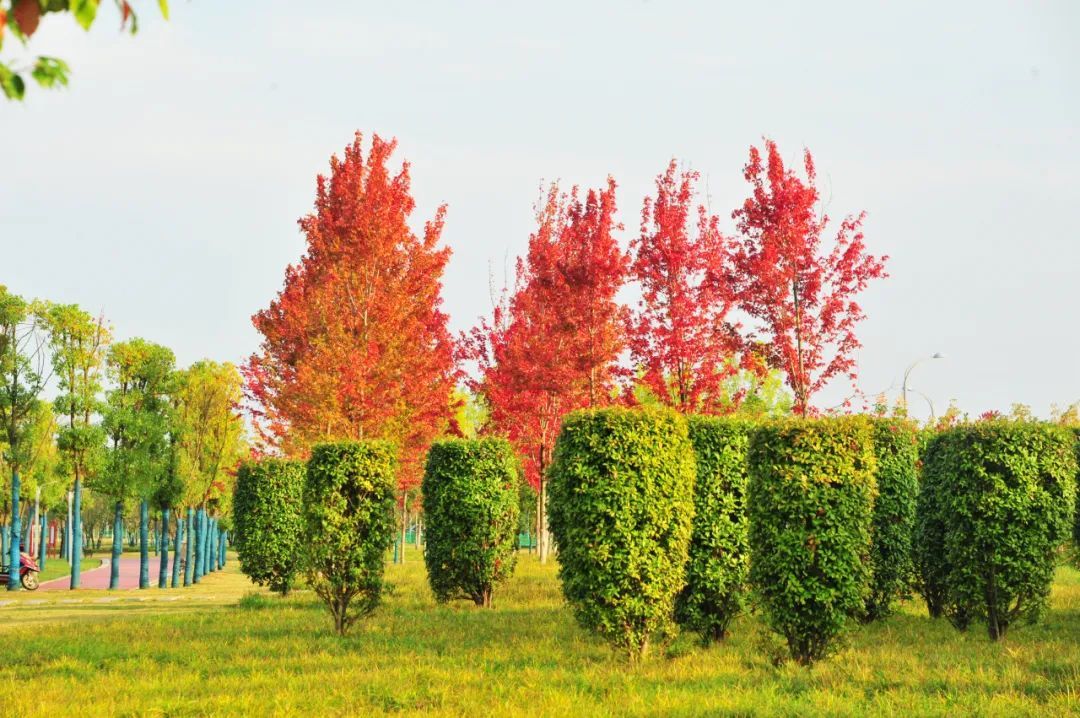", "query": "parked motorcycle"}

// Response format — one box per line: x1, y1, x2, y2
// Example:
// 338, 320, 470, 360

0, 550, 41, 590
